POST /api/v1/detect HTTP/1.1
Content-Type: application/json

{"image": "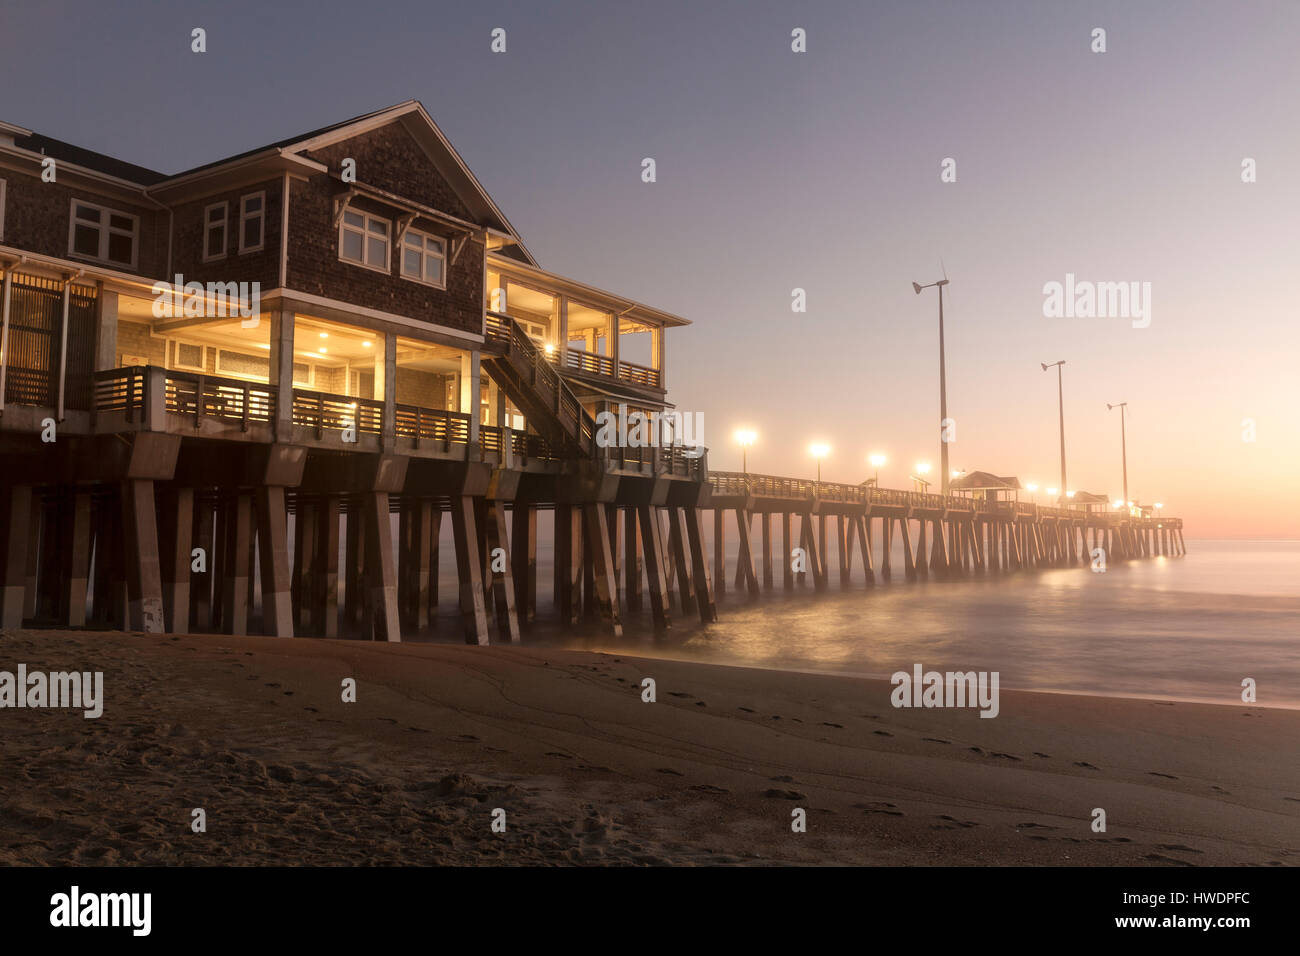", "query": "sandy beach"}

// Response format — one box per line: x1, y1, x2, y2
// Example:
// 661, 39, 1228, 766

1, 627, 1297, 866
